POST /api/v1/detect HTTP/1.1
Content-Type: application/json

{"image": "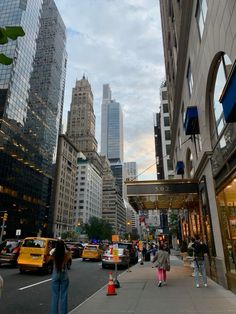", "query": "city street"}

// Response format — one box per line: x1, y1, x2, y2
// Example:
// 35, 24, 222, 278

0, 259, 123, 313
